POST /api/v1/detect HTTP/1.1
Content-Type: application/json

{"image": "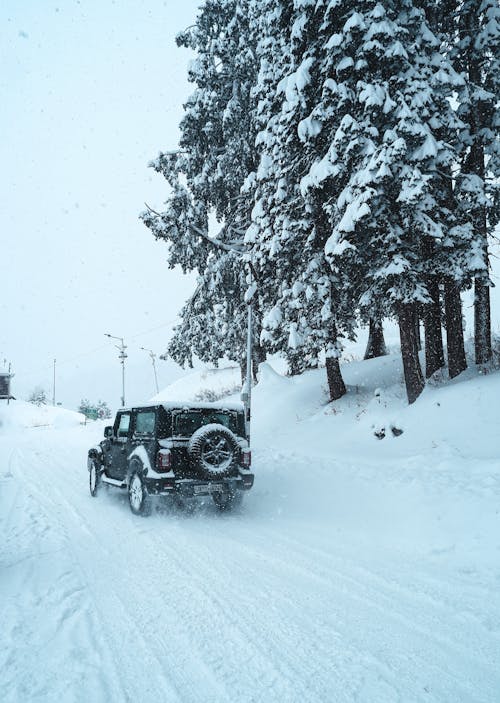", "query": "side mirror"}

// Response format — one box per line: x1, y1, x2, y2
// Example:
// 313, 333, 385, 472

104, 426, 113, 438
